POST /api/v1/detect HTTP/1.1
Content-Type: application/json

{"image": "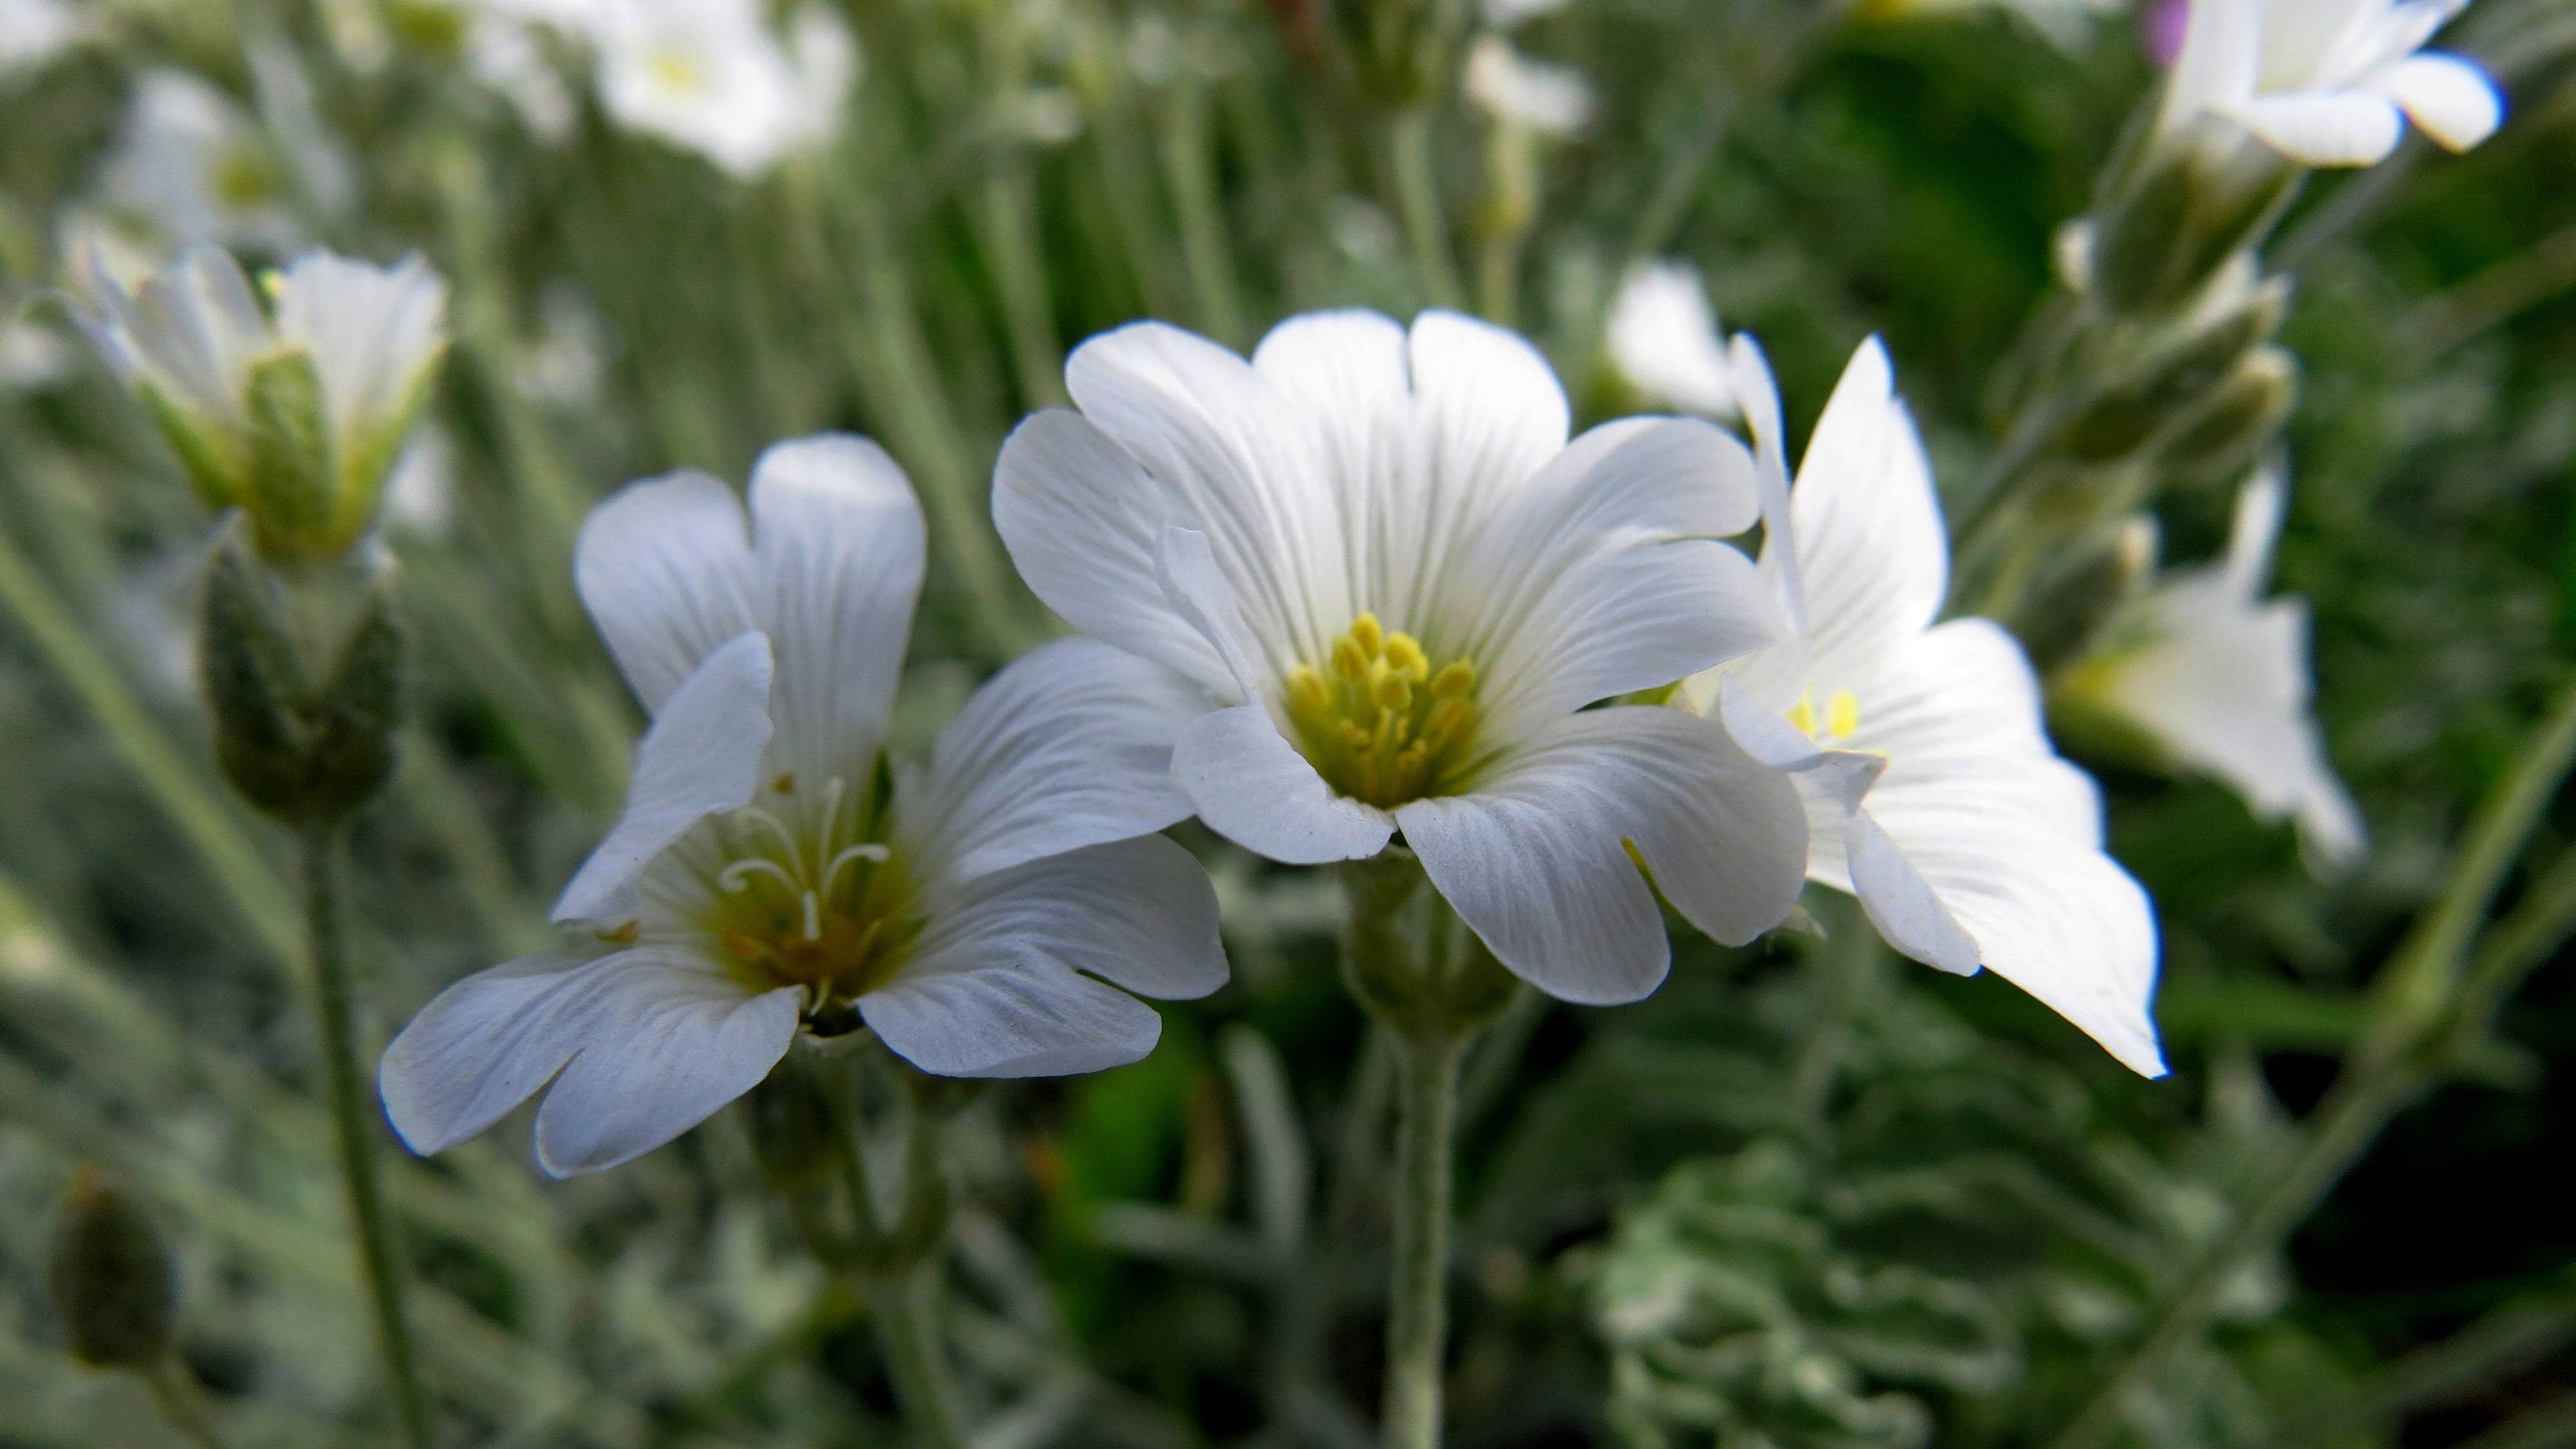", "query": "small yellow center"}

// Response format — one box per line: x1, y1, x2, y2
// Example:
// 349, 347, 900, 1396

1284, 613, 1481, 808
699, 774, 919, 1016
1785, 687, 1862, 743
649, 48, 707, 93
